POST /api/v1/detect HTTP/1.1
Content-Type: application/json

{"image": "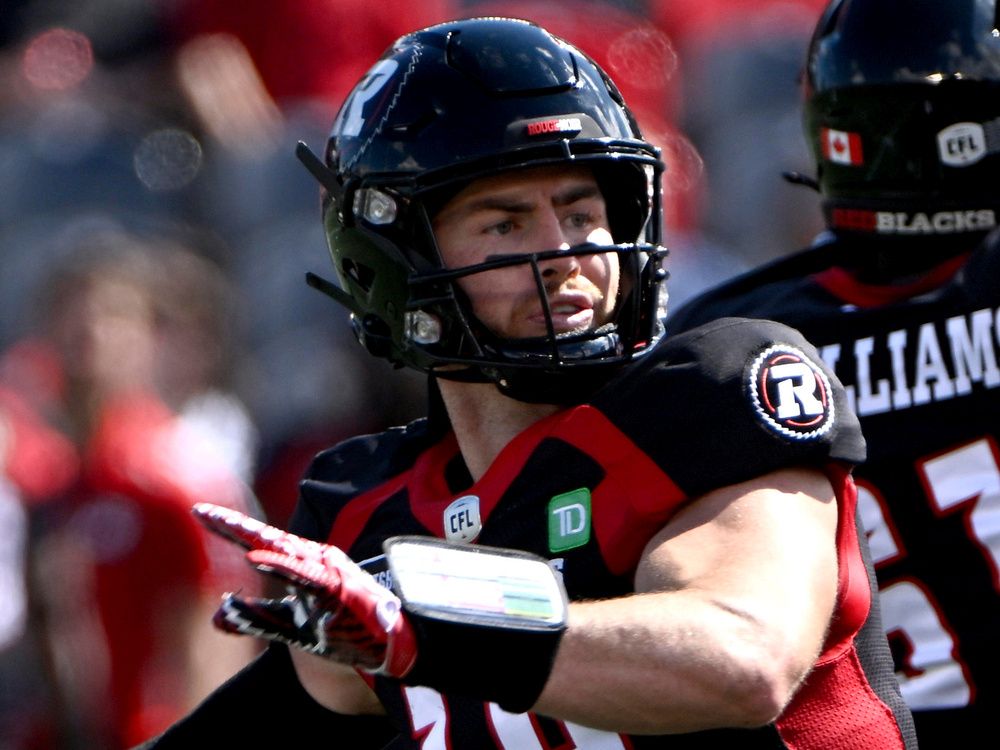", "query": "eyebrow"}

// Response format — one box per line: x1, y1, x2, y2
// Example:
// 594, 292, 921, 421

450, 183, 603, 218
